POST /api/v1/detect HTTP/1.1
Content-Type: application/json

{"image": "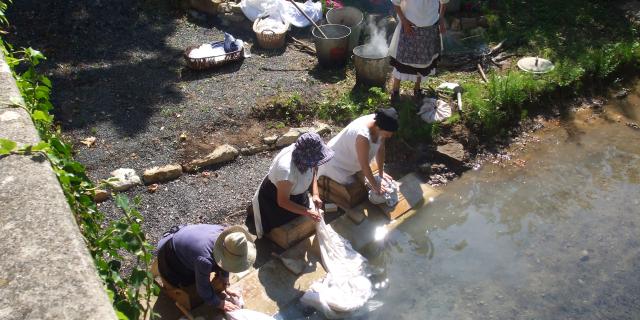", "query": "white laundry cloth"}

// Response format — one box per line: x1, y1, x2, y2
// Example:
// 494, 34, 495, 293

417, 97, 452, 123
226, 309, 275, 320
240, 0, 283, 22
280, 0, 322, 27
300, 219, 373, 319
367, 176, 399, 207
